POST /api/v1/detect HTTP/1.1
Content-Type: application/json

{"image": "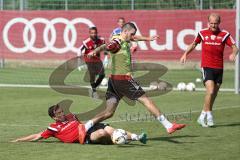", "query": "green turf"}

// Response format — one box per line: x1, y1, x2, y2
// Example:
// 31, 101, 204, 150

0, 86, 239, 160
0, 67, 236, 88
0, 66, 239, 159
